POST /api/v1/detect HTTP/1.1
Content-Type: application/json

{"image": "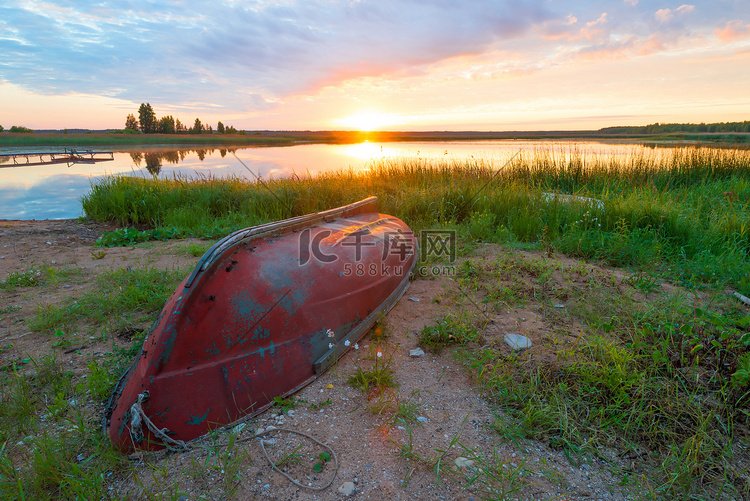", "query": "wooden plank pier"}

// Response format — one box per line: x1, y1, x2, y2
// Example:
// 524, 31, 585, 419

0, 149, 114, 167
